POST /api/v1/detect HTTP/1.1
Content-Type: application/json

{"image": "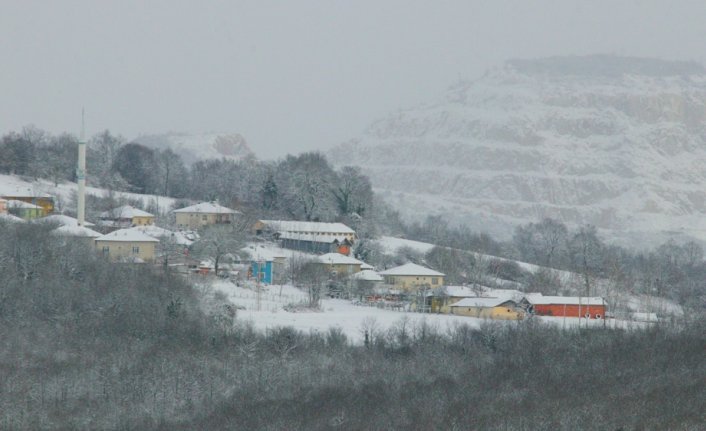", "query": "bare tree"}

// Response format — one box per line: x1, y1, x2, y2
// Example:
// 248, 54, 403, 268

191, 218, 251, 276
332, 166, 374, 217
568, 225, 603, 298
288, 256, 330, 308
